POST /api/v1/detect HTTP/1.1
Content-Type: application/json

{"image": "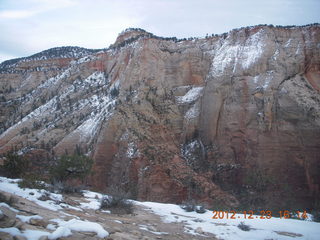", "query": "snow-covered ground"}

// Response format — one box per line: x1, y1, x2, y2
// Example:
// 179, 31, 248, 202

0, 178, 63, 211
1, 176, 319, 240
136, 201, 320, 240
0, 177, 109, 239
